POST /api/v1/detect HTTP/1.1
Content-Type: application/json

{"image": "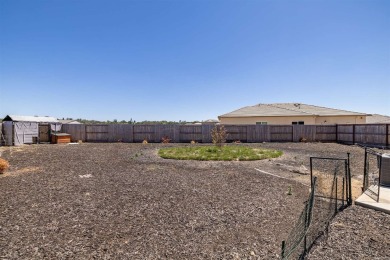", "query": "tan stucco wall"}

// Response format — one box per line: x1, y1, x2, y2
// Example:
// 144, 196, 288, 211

314, 116, 366, 125
219, 116, 366, 125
